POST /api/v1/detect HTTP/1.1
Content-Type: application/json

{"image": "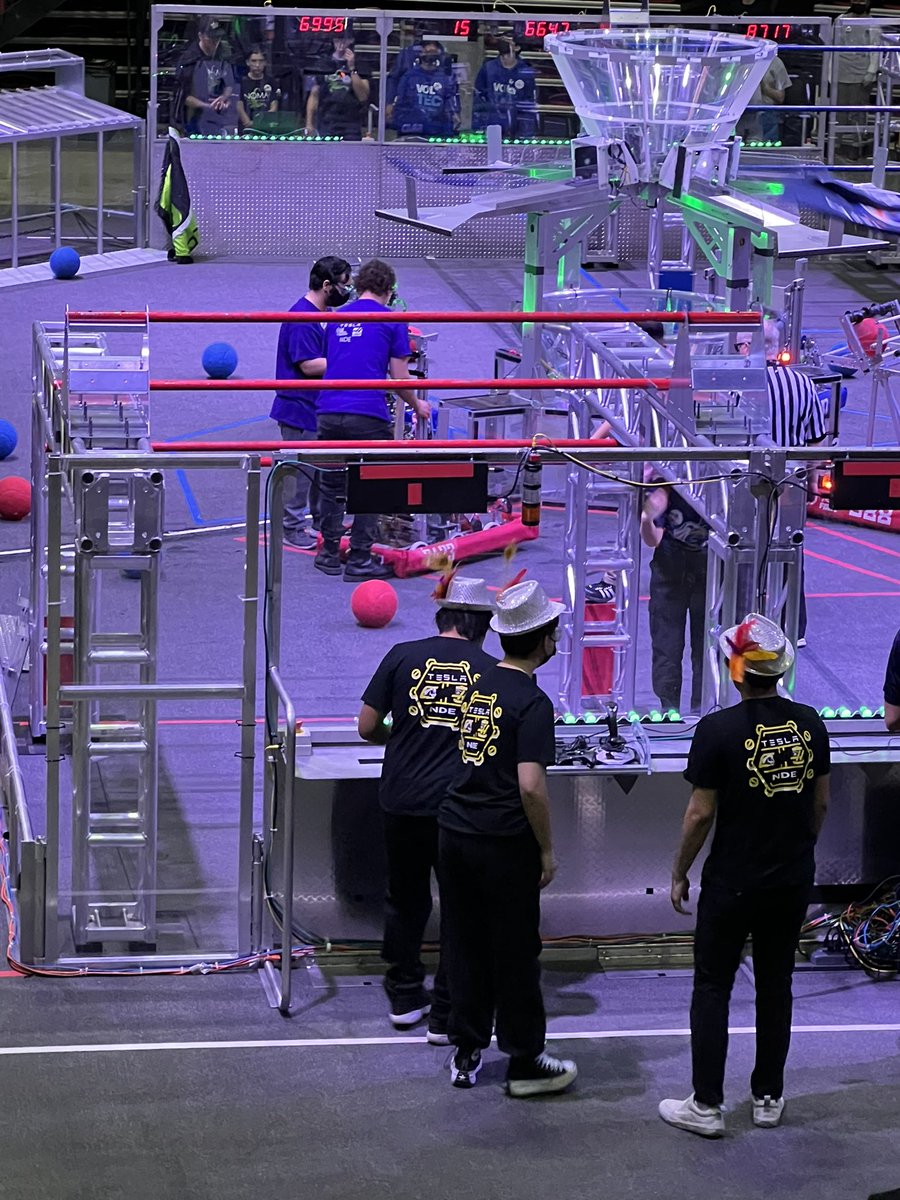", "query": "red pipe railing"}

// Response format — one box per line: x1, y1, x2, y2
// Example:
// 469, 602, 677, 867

149, 376, 671, 392
68, 309, 760, 326
151, 438, 619, 452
